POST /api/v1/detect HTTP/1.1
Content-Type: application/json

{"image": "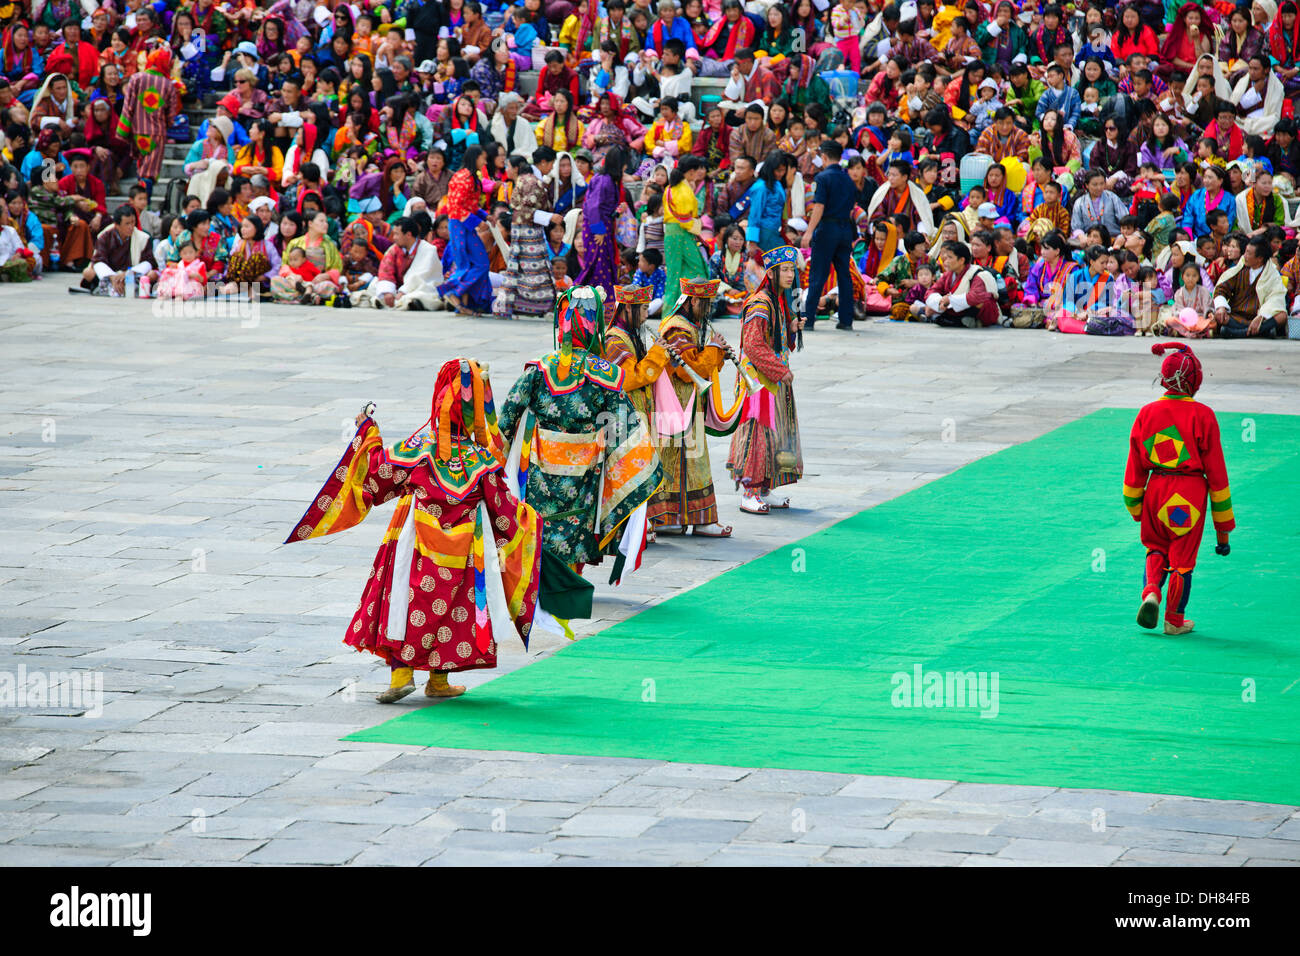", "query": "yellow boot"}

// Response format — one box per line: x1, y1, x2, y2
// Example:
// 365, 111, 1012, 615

425, 671, 466, 698
376, 666, 415, 703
